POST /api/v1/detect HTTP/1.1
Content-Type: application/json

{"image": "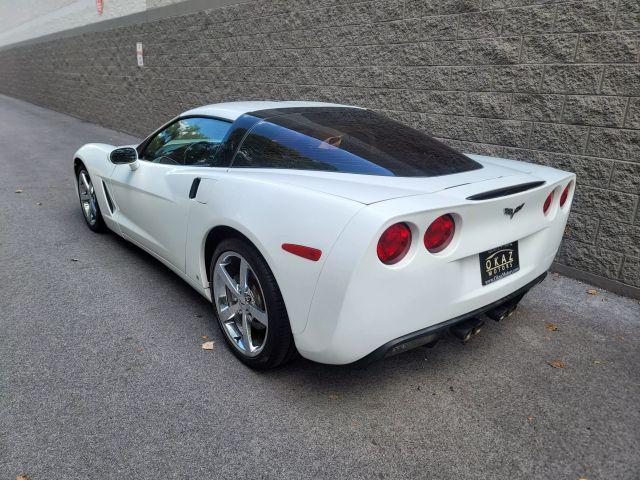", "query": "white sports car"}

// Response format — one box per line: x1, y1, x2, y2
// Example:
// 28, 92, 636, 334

73, 101, 575, 368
